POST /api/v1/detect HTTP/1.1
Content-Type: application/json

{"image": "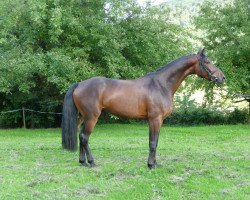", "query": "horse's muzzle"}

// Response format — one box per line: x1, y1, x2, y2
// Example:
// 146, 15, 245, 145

214, 76, 225, 86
